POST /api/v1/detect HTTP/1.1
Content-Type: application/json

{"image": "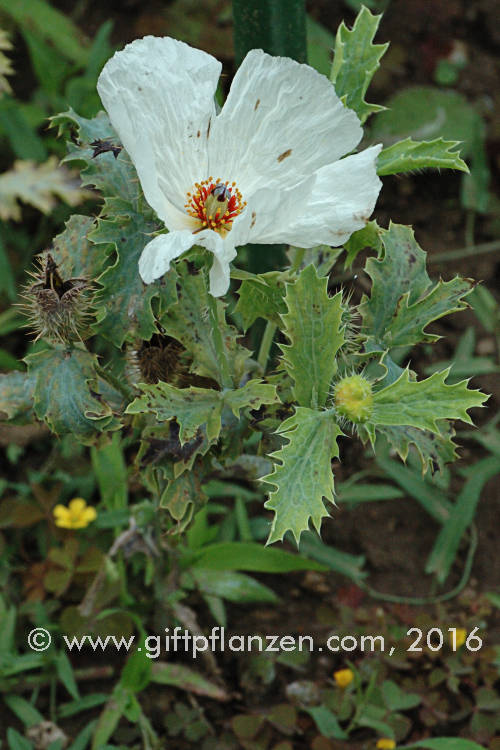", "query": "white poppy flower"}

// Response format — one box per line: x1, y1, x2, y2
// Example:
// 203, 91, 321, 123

97, 36, 382, 297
